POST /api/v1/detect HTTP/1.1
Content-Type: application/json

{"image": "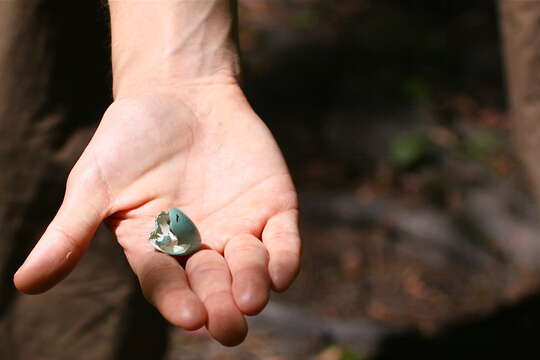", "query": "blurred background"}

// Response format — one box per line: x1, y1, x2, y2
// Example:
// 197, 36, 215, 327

166, 1, 540, 359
